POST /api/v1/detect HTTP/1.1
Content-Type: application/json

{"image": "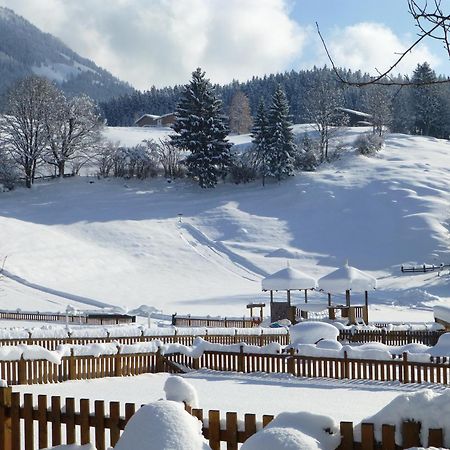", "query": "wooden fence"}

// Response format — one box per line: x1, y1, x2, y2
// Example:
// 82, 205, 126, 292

401, 263, 450, 273
0, 310, 135, 325
0, 328, 442, 351
338, 329, 445, 346
172, 314, 259, 328
0, 331, 290, 351
0, 388, 446, 450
